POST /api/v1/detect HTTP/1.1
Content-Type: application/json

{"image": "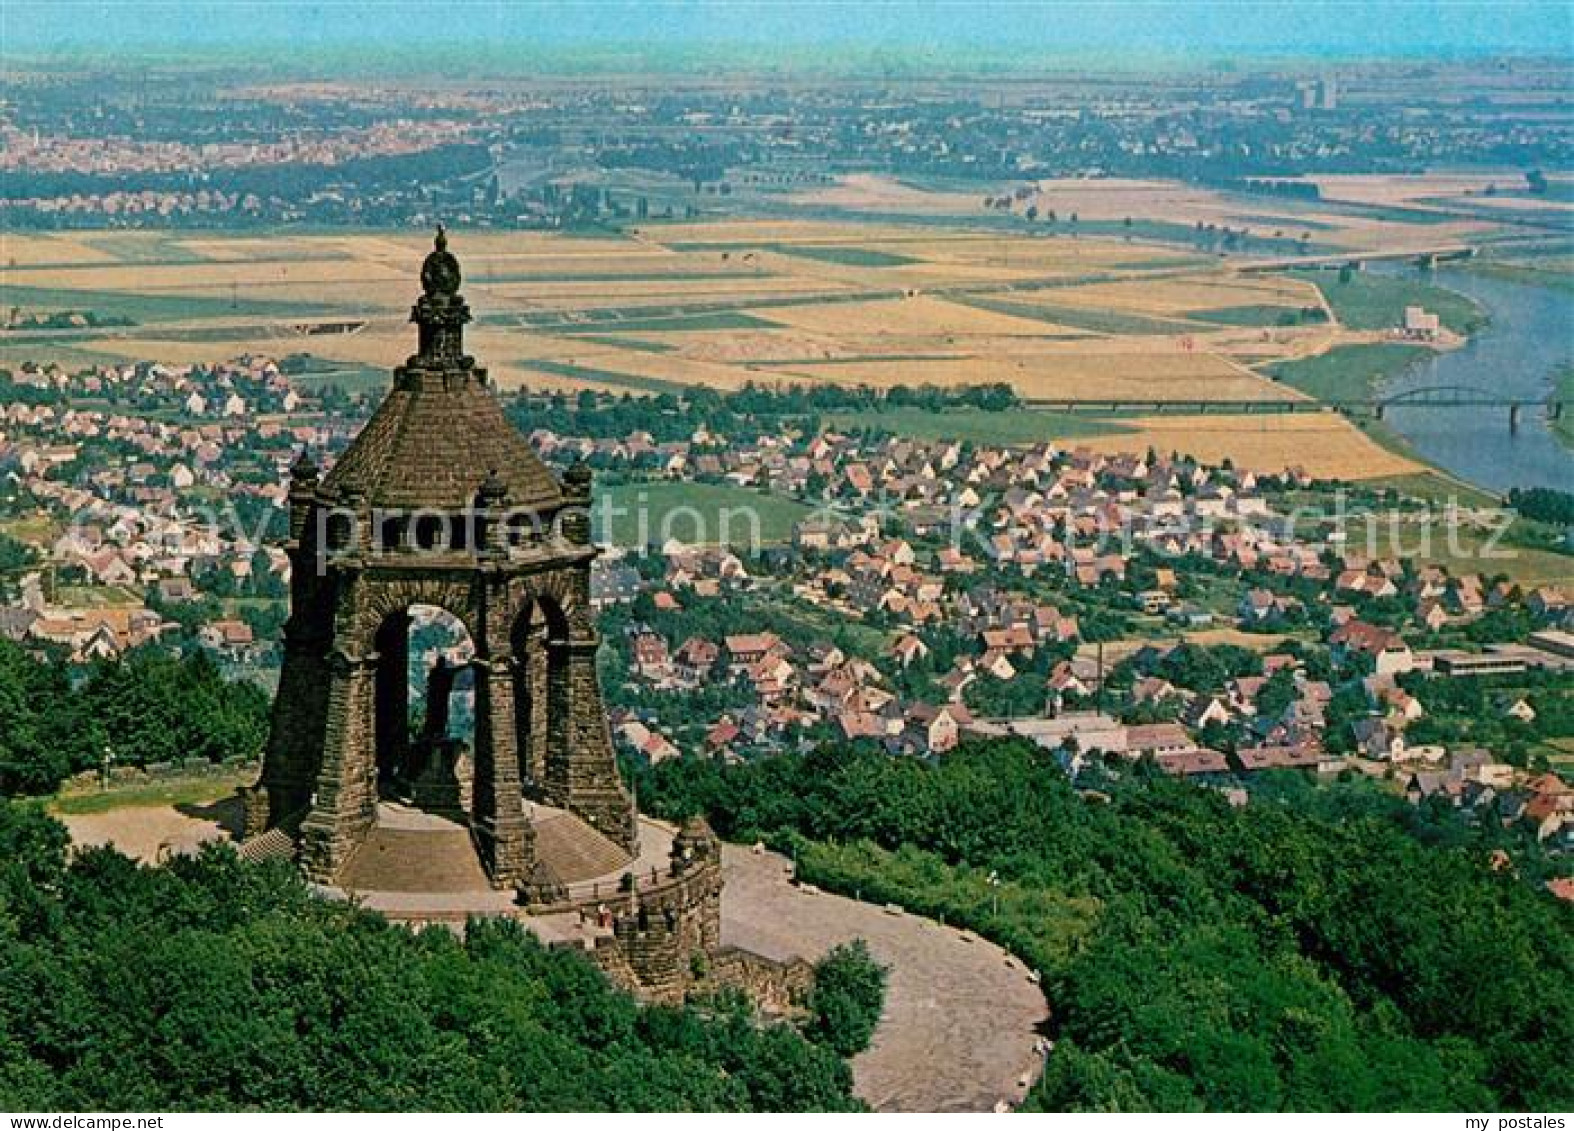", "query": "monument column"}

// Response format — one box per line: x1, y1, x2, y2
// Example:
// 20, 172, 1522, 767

299, 650, 379, 881
523, 625, 550, 791
471, 654, 532, 885
245, 622, 331, 837
541, 634, 572, 807
558, 631, 638, 852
